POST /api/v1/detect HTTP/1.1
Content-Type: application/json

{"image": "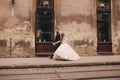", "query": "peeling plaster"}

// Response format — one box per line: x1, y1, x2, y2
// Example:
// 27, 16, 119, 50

4, 16, 20, 28
59, 21, 93, 41
57, 21, 96, 55
113, 21, 120, 54
0, 16, 34, 58
1, 0, 120, 57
